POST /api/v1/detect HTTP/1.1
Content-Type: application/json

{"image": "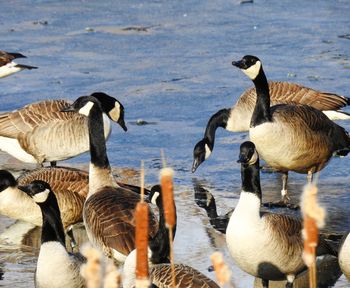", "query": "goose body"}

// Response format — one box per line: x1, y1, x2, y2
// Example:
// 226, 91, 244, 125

0, 51, 37, 78
123, 187, 219, 288
339, 232, 350, 280
0, 168, 87, 229
62, 96, 158, 262
19, 180, 86, 288
231, 56, 350, 201
226, 141, 336, 287
0, 92, 126, 165
192, 81, 350, 172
